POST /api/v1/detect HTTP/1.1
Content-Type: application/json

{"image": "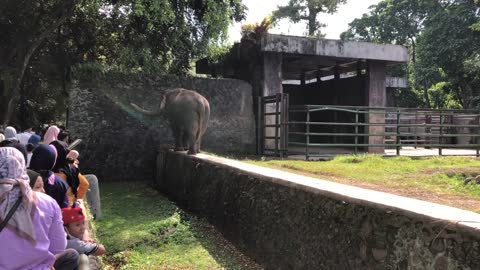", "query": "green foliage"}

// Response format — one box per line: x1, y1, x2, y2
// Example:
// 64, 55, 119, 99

246, 155, 480, 212
95, 181, 259, 270
272, 0, 346, 37
1, 0, 246, 127
241, 15, 274, 41
342, 0, 480, 109
414, 0, 480, 108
